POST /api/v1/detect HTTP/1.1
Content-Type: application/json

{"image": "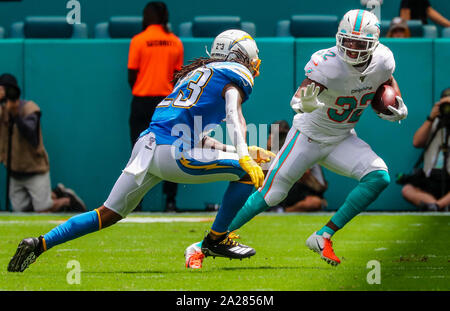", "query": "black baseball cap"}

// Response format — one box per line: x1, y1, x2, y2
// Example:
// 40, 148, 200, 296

0, 73, 21, 100
441, 87, 450, 99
